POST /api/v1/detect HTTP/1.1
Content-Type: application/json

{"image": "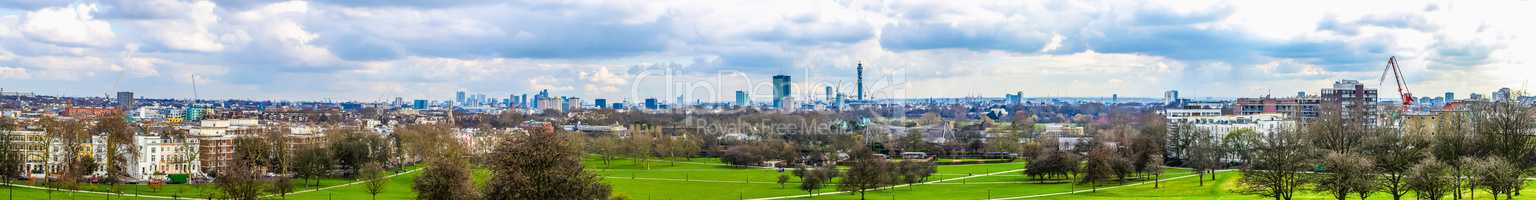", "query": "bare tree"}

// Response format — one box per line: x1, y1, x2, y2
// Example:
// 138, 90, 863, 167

1239, 128, 1314, 200
1407, 158, 1453, 200
481, 126, 611, 200
1368, 130, 1425, 200
794, 166, 839, 197
218, 137, 270, 200
1469, 156, 1522, 200
412, 138, 477, 200
362, 162, 387, 200
1081, 146, 1116, 192
839, 147, 892, 200
0, 117, 22, 200
1314, 152, 1374, 200
90, 113, 136, 199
